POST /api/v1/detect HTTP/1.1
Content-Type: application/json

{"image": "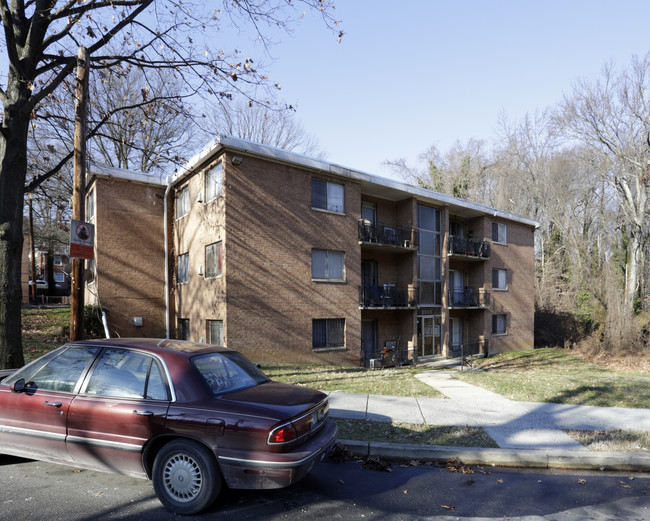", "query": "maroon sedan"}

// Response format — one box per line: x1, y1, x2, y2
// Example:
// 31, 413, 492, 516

0, 338, 337, 514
